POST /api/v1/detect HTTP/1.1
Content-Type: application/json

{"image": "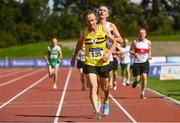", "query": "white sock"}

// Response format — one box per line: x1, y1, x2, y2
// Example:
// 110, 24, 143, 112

141, 91, 145, 95
123, 78, 126, 83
